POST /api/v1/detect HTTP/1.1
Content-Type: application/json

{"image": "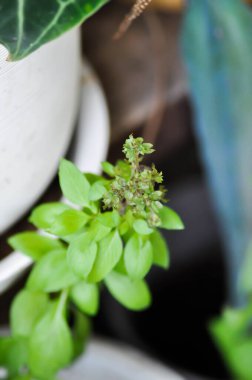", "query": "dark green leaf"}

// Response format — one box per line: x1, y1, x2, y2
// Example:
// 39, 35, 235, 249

59, 159, 90, 207
71, 282, 99, 316
28, 294, 73, 379
11, 290, 49, 337
67, 233, 97, 278
29, 202, 71, 230
105, 271, 152, 311
0, 0, 109, 61
124, 234, 153, 279
88, 230, 123, 282
27, 249, 79, 292
133, 219, 153, 235
150, 231, 169, 269
159, 206, 184, 230
8, 232, 63, 261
